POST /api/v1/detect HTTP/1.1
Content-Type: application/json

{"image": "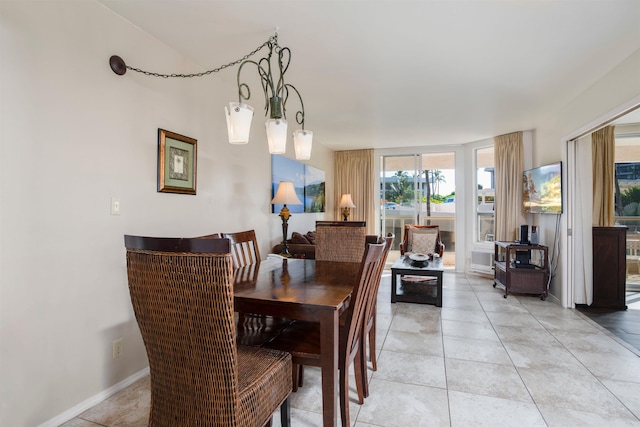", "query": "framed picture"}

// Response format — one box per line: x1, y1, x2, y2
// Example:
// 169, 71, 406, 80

157, 129, 197, 194
304, 165, 325, 213
271, 155, 305, 213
